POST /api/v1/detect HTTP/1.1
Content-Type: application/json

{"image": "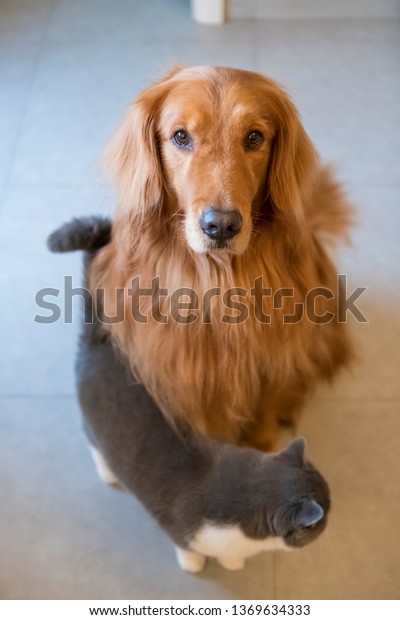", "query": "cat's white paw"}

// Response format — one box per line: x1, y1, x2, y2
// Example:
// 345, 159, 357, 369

89, 445, 118, 486
218, 555, 246, 571
175, 547, 206, 573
